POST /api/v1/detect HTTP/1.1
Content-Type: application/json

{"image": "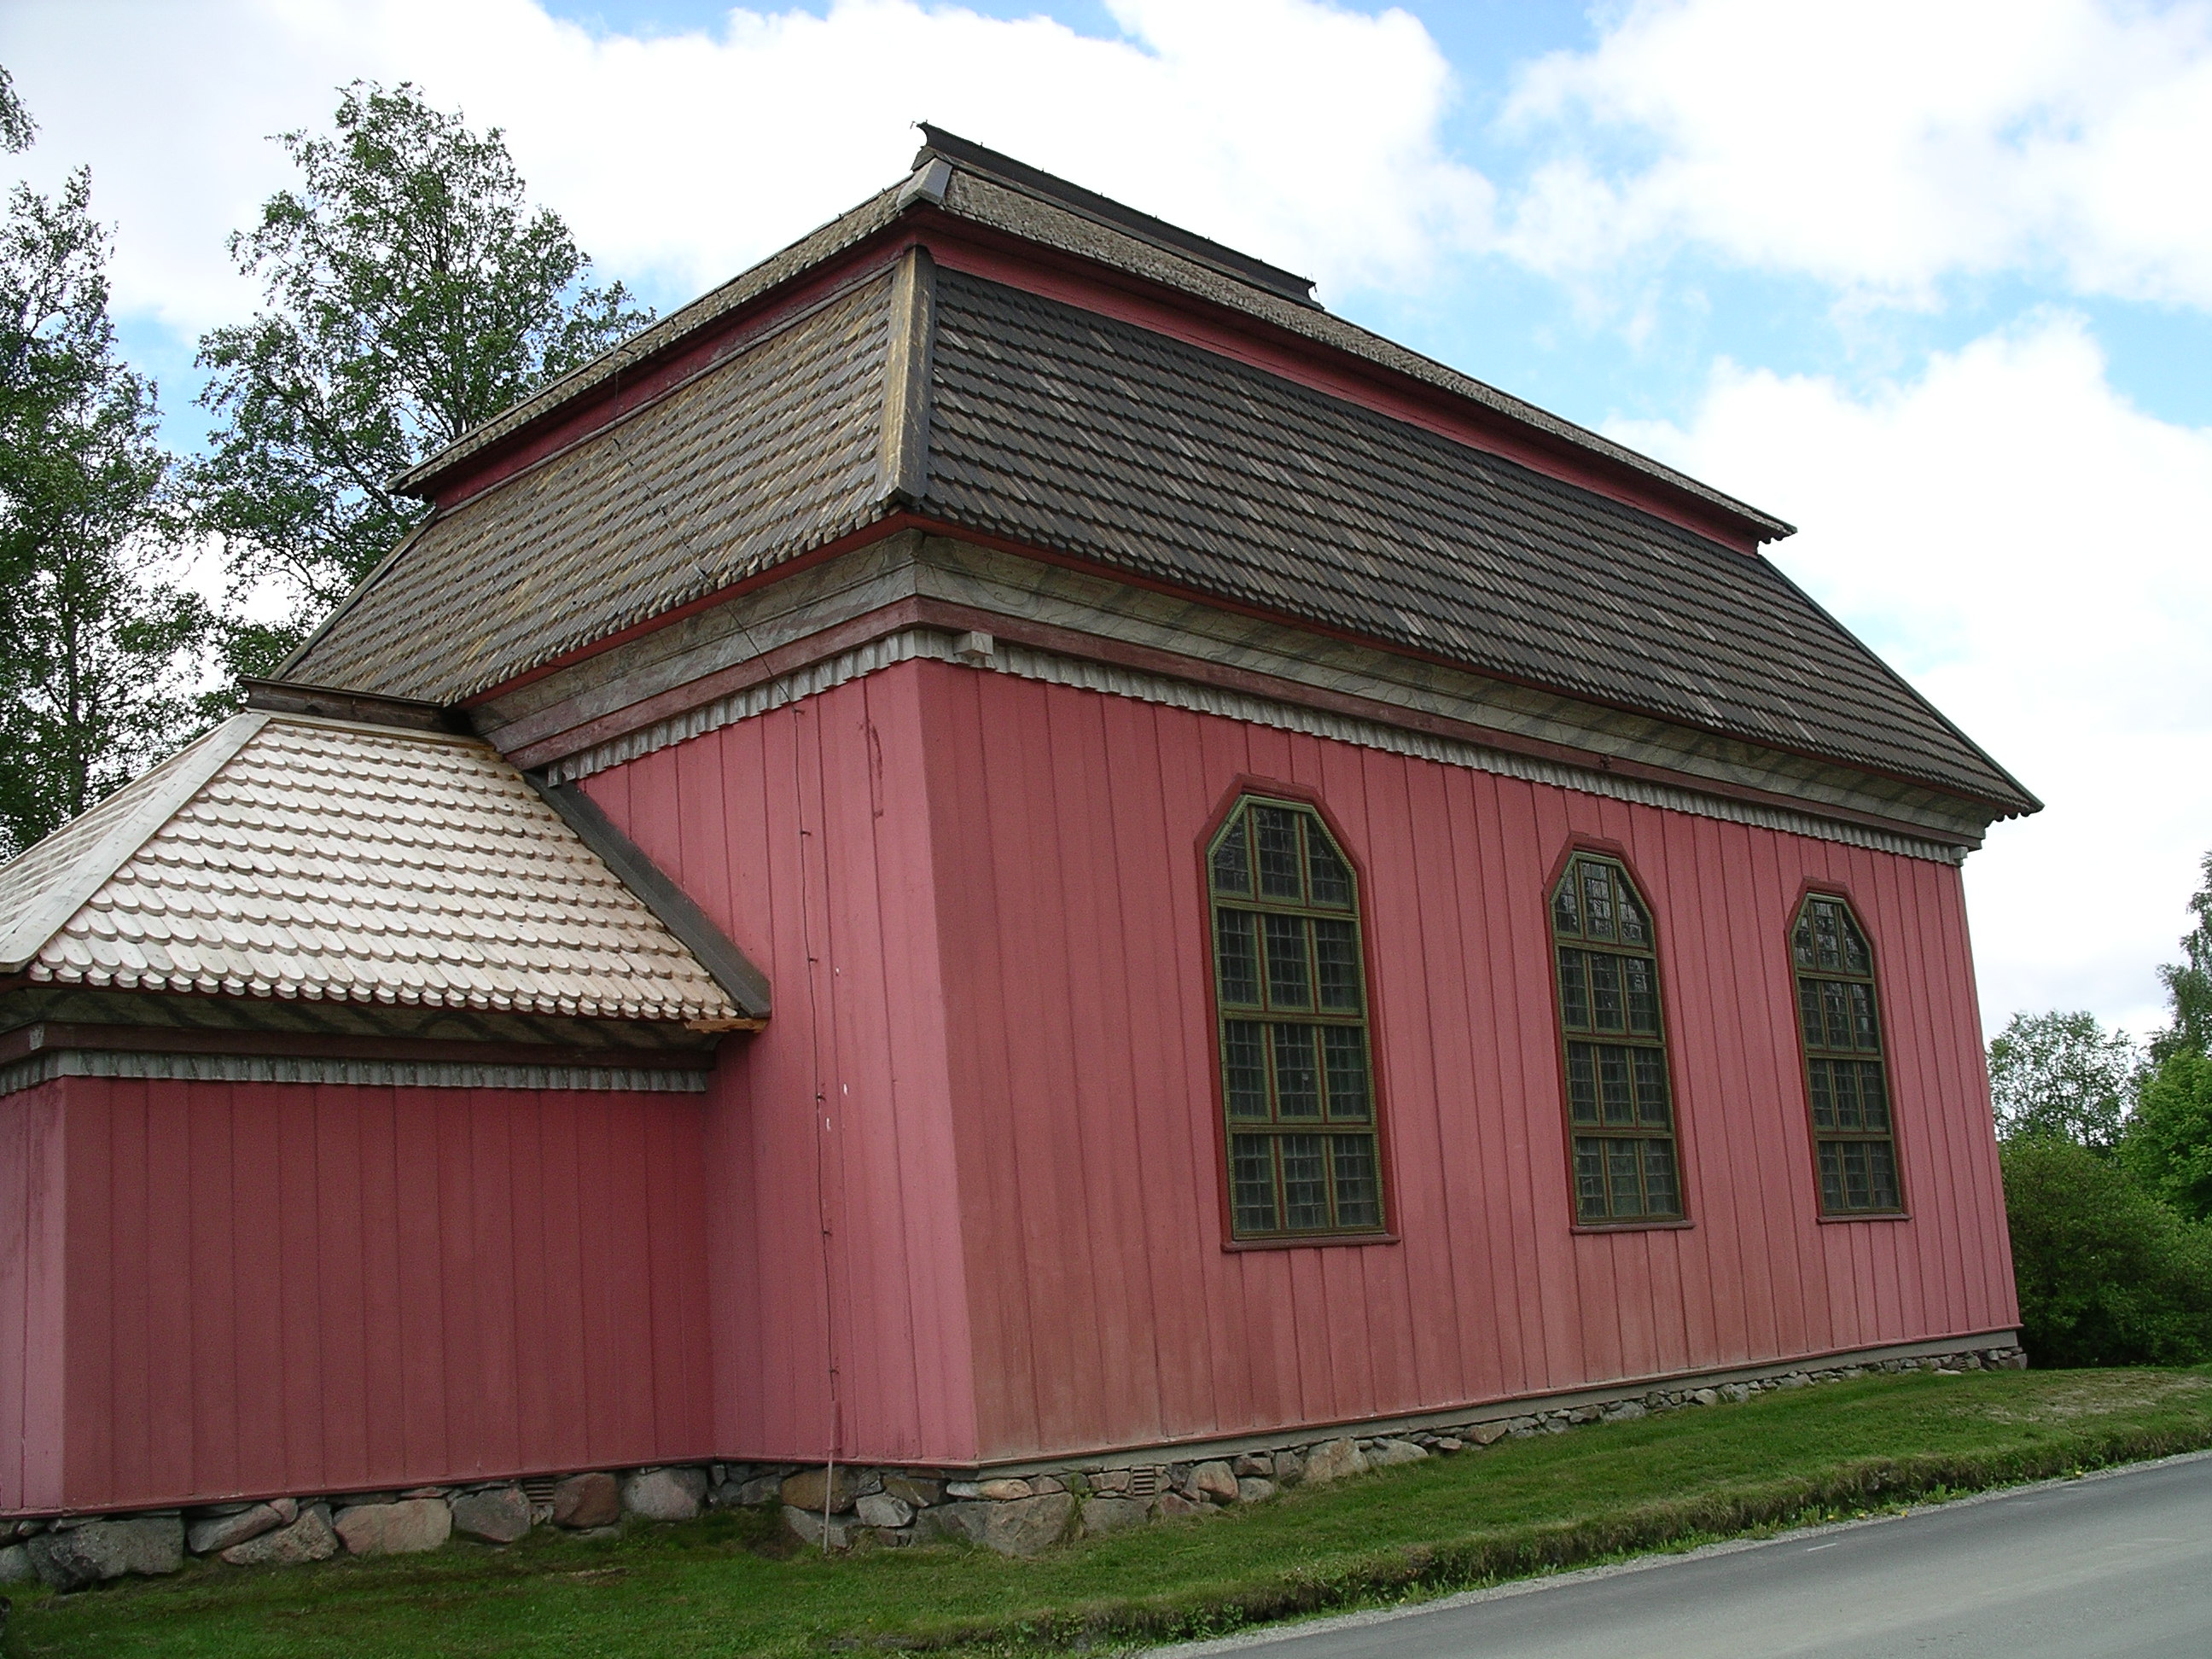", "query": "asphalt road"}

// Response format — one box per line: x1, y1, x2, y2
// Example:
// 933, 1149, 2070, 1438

1169, 1452, 2212, 1659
